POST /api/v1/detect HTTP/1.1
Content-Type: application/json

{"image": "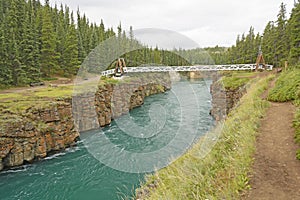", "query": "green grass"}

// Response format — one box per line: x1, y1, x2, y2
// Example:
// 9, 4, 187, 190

221, 71, 257, 77
220, 76, 250, 90
33, 86, 74, 98
137, 76, 271, 200
218, 71, 257, 90
0, 93, 24, 101
0, 78, 122, 113
268, 68, 300, 102
294, 109, 300, 160
0, 85, 74, 115
99, 76, 120, 85
231, 71, 258, 77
